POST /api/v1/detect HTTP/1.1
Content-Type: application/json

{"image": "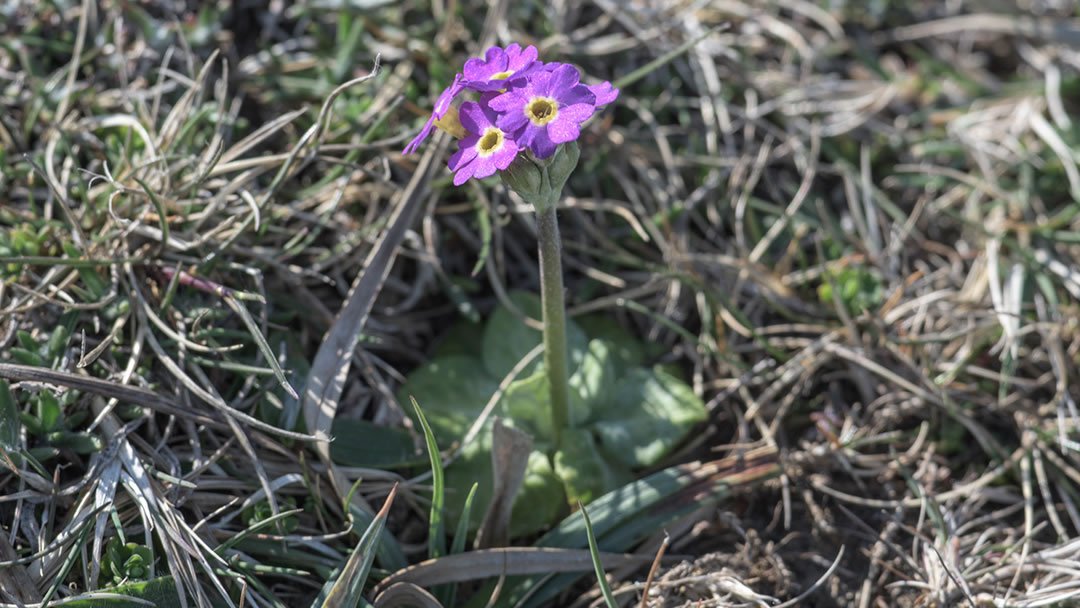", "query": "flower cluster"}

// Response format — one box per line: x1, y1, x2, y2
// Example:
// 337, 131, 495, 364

403, 44, 618, 186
